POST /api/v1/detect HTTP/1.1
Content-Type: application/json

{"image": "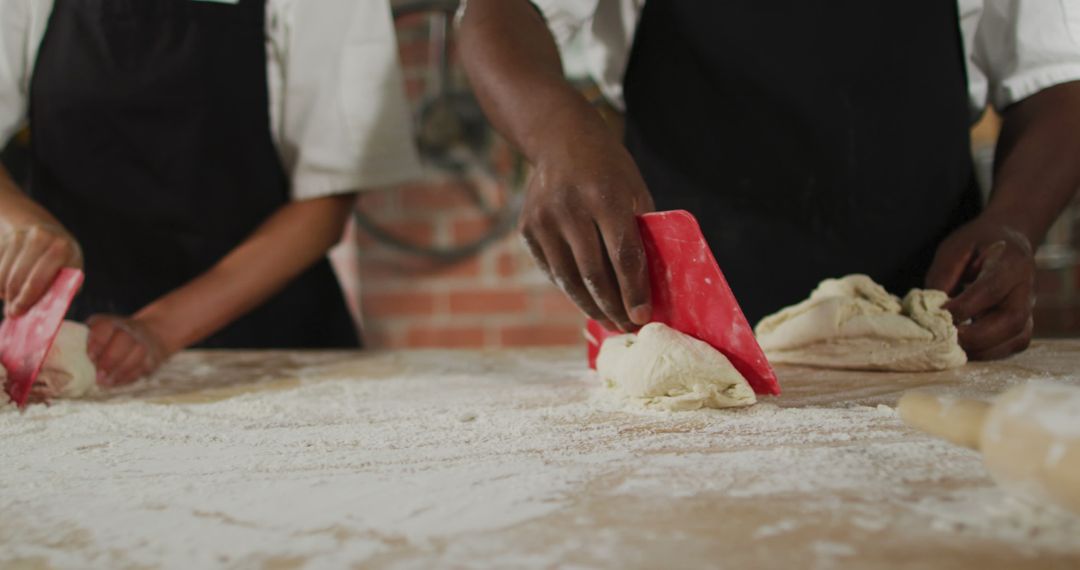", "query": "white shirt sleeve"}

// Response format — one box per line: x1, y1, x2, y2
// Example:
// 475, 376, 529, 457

0, 0, 52, 145
526, 0, 640, 111
529, 0, 600, 46
958, 0, 990, 118
973, 0, 1080, 111
268, 0, 422, 201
